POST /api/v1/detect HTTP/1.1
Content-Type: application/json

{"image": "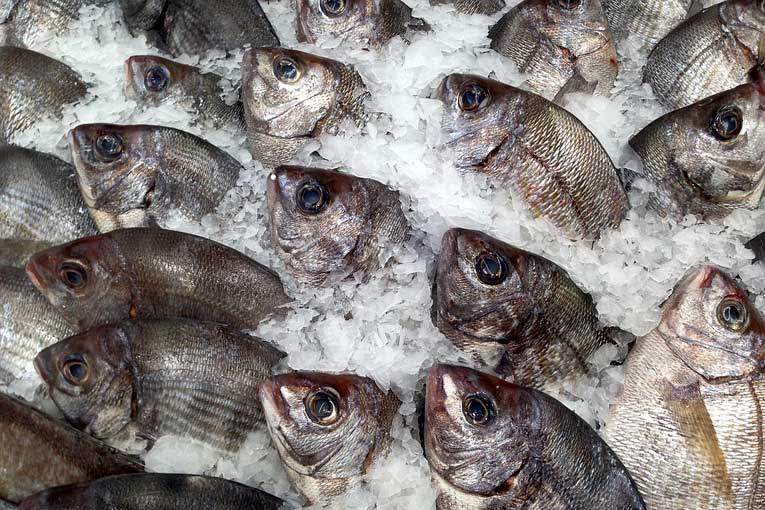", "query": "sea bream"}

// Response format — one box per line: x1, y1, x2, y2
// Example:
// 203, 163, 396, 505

601, 0, 698, 48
